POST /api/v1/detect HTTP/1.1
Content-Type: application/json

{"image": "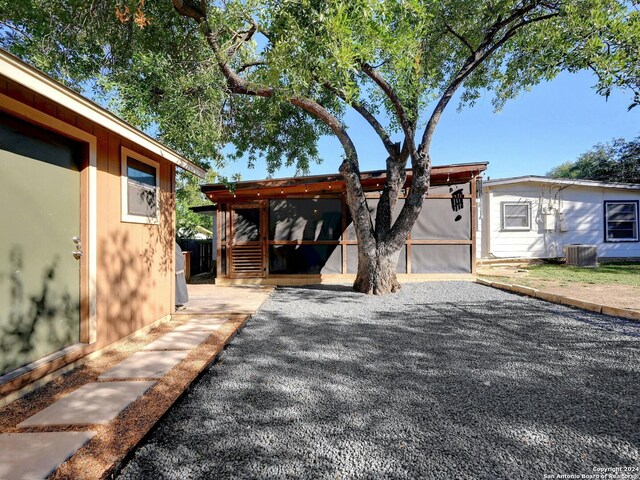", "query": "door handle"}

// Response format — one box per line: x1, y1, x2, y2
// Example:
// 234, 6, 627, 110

72, 236, 83, 260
